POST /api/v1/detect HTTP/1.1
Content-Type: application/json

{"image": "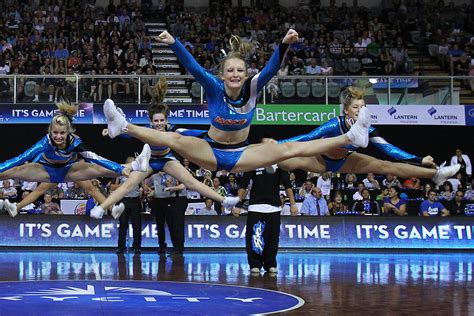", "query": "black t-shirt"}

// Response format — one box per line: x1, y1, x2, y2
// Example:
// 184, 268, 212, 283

240, 167, 291, 207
